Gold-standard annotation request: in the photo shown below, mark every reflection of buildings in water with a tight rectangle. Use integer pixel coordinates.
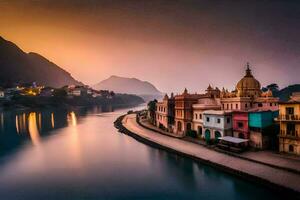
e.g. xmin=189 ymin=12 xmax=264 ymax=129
xmin=15 ymin=115 xmax=19 ymax=134
xmin=66 ymin=111 xmax=83 ymax=169
xmin=0 ymin=113 xmax=3 ymax=131
xmin=16 ymin=113 xmax=27 ymax=134
xmin=22 ymin=113 xmax=26 ymax=131
xmin=51 ymin=112 xmax=55 ymax=128
xmin=67 ymin=112 xmax=77 ymax=126
xmin=28 ymin=112 xmax=40 ymax=145
xmin=38 ymin=113 xmax=42 ymax=131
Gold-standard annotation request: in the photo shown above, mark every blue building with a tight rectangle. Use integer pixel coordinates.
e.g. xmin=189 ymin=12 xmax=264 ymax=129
xmin=248 ymin=110 xmax=279 ymax=149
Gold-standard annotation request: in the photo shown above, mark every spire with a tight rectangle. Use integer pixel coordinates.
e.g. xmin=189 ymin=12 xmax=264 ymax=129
xmin=207 ymin=84 xmax=212 ymax=90
xmin=183 ymin=88 xmax=188 ymax=95
xmin=245 ymin=62 xmax=253 ymax=77
xmin=163 ymin=93 xmax=169 ymax=100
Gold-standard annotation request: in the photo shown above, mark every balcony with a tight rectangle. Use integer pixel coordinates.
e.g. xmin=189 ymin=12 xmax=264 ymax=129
xmin=279 ymin=130 xmax=300 ymax=139
xmin=276 ymin=115 xmax=300 ymax=121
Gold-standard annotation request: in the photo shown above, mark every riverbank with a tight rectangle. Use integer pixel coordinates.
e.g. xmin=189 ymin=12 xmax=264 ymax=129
xmin=0 ymin=94 xmax=144 ymax=111
xmin=114 ymin=113 xmax=300 ymax=198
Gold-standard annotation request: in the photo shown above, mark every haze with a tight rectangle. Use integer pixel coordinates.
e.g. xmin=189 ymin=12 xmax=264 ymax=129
xmin=0 ymin=0 xmax=299 ymax=93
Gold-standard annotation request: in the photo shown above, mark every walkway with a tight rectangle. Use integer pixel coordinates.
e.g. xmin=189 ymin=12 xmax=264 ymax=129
xmin=140 ymin=117 xmax=300 ymax=173
xmin=122 ymin=114 xmax=300 ymax=195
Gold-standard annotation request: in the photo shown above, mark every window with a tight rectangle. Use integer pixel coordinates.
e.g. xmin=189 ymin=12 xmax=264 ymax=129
xmin=289 ymin=145 xmax=294 ymax=153
xmin=227 ymin=117 xmax=231 ymax=124
xmin=231 ymin=104 xmax=233 ymax=109
xmin=245 ymin=103 xmax=248 ymax=108
xmin=206 ymin=117 xmax=210 ymax=122
xmin=238 ymin=122 xmax=243 ymax=128
xmin=227 ymin=104 xmax=229 ymax=110
xmin=286 ymin=107 xmax=294 ymax=115
xmin=258 ymin=103 xmax=263 ymax=107
xmin=236 ymin=104 xmax=238 ymax=109
xmin=195 ymin=114 xmax=198 ymax=119
xmin=287 ymin=123 xmax=296 ymax=135
xmin=199 ymin=114 xmax=202 ymax=119
xmin=217 ymin=118 xmax=221 ymax=123
xmin=270 ymin=103 xmax=272 ymax=106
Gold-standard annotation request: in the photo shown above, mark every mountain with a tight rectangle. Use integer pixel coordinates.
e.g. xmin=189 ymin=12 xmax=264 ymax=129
xmin=275 ymin=84 xmax=300 ymax=101
xmin=0 ymin=36 xmax=82 ymax=88
xmin=93 ymin=75 xmax=163 ymax=101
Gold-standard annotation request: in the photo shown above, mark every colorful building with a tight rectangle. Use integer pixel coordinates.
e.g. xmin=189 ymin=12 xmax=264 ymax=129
xmin=276 ymin=93 xmax=300 ymax=155
xmin=192 ymin=97 xmax=221 ymax=138
xmin=203 ymin=110 xmax=232 ymax=142
xmin=232 ymin=111 xmax=249 ymax=139
xmin=248 ymin=110 xmax=279 ymax=149
xmin=174 ymin=88 xmax=204 ymax=136
xmin=155 ymin=94 xmax=175 ymax=132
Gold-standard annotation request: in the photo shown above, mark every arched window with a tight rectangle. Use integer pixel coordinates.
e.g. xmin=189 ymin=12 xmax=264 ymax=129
xmin=198 ymin=126 xmax=202 ymax=136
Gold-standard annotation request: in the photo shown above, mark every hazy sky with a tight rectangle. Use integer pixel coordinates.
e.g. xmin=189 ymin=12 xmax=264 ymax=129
xmin=0 ymin=0 xmax=299 ymax=93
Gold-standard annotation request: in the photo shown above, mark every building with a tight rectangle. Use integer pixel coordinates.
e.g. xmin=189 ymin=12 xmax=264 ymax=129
xmin=232 ymin=111 xmax=249 ymax=139
xmin=248 ymin=109 xmax=279 ymax=149
xmin=155 ymin=94 xmax=175 ymax=132
xmin=203 ymin=110 xmax=233 ymax=142
xmin=67 ymin=85 xmax=90 ymax=97
xmin=276 ymin=92 xmax=300 ymax=155
xmin=39 ymin=87 xmax=54 ymax=97
xmin=192 ymin=97 xmax=221 ymax=138
xmin=174 ymin=88 xmax=205 ymax=136
xmin=221 ymin=63 xmax=279 ymax=112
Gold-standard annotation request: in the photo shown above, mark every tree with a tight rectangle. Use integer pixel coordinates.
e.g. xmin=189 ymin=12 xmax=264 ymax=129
xmin=262 ymin=83 xmax=279 ymax=92
xmin=53 ymin=88 xmax=67 ymax=97
xmin=266 ymin=83 xmax=279 ymax=92
xmin=147 ymin=99 xmax=157 ymax=124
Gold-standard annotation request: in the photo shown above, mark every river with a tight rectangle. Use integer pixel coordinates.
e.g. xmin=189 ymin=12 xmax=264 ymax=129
xmin=0 ymin=105 xmax=283 ymax=199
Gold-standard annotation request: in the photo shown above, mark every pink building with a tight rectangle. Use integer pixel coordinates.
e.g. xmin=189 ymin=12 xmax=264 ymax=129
xmin=232 ymin=111 xmax=249 ymax=139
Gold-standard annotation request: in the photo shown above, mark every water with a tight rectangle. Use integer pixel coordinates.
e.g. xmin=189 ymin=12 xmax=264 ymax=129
xmin=0 ymin=105 xmax=283 ymax=200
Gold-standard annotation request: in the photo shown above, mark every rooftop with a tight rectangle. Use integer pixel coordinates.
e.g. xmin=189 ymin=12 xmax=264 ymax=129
xmin=218 ymin=136 xmax=249 ymax=144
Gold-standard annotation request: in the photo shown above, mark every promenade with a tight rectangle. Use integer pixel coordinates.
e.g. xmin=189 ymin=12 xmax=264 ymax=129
xmin=121 ymin=114 xmax=300 ymax=196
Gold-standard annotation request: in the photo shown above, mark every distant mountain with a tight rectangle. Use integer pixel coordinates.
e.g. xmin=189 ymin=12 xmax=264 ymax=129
xmin=275 ymin=84 xmax=300 ymax=101
xmin=0 ymin=36 xmax=82 ymax=88
xmin=93 ymin=75 xmax=163 ymax=101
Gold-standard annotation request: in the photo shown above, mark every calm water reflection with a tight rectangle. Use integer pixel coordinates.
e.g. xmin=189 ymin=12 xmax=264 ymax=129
xmin=0 ymin=105 xmax=284 ymax=200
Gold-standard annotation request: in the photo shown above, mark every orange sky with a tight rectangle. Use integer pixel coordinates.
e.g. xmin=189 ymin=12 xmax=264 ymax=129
xmin=0 ymin=0 xmax=299 ymax=93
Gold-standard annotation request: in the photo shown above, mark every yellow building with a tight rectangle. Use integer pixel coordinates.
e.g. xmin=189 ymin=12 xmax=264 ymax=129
xmin=277 ymin=92 xmax=300 ymax=155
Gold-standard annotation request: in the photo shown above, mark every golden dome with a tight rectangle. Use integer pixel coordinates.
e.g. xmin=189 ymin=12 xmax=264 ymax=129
xmin=236 ymin=63 xmax=261 ymax=97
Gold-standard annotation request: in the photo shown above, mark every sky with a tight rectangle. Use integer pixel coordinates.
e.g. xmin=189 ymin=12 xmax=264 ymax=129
xmin=0 ymin=0 xmax=299 ymax=93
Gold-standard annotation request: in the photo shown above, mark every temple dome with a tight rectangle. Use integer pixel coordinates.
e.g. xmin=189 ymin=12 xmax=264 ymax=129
xmin=236 ymin=63 xmax=261 ymax=97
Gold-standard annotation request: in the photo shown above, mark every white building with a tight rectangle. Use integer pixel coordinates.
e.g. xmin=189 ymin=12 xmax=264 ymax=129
xmin=203 ymin=110 xmax=233 ymax=141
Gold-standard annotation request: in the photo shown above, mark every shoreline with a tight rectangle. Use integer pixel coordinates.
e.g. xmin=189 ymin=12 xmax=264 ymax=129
xmin=114 ymin=113 xmax=300 ymax=198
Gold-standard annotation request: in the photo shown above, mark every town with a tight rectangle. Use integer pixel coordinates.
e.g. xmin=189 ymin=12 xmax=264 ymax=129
xmin=147 ymin=63 xmax=300 ymax=156
xmin=0 ymin=82 xmax=144 ymax=109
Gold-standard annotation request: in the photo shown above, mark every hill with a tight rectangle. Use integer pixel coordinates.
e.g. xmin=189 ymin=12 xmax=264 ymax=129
xmin=93 ymin=75 xmax=163 ymax=101
xmin=0 ymin=36 xmax=82 ymax=87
